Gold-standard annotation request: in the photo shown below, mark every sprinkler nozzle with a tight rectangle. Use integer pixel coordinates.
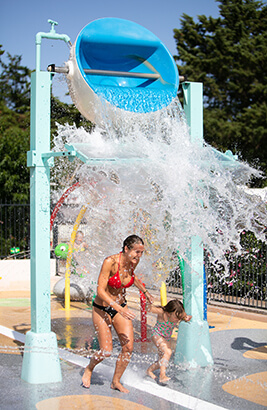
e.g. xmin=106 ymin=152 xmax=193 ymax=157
xmin=47 ymin=64 xmax=69 ymax=74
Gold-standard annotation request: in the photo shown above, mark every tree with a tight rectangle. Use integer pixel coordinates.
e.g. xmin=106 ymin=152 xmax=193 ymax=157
xmin=51 ymin=95 xmax=93 ymax=137
xmin=0 ymin=101 xmax=30 ymax=202
xmin=0 ymin=48 xmax=31 ymax=114
xmin=0 ymin=47 xmax=93 ymax=202
xmin=174 ymin=0 xmax=267 ymax=186
xmin=0 ymin=46 xmax=31 ymax=202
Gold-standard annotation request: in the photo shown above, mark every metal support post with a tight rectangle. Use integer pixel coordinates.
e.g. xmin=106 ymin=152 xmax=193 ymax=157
xmin=21 ymin=71 xmax=62 ymax=383
xmin=174 ymin=82 xmax=213 ymax=367
xmin=21 ymin=20 xmax=71 ymax=384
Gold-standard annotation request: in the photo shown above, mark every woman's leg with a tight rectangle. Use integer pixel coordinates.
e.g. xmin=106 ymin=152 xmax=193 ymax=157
xmin=111 ymin=314 xmax=134 ymax=393
xmin=82 ymin=307 xmax=112 ymax=388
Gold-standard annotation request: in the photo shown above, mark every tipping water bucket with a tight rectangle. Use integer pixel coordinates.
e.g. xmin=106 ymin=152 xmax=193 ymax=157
xmin=66 ymin=18 xmax=179 ymax=124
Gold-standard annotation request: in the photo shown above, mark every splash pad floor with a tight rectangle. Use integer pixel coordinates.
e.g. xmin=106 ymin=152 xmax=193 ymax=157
xmin=0 ymin=288 xmax=266 ymax=410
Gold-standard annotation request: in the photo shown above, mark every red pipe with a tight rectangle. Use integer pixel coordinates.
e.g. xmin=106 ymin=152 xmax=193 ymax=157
xmin=50 ymin=181 xmax=80 ymax=230
xmin=140 ymin=287 xmax=147 ymax=342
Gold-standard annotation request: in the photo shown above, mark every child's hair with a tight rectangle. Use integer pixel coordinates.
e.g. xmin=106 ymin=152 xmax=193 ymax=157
xmin=162 ymin=299 xmax=185 ymax=320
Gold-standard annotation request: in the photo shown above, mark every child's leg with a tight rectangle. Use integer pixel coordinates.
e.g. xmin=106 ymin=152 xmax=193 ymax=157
xmin=146 ymin=361 xmax=160 ymax=379
xmin=147 ymin=335 xmax=172 ymax=382
xmin=155 ymin=337 xmax=172 ymax=383
xmin=158 ymin=354 xmax=171 ymax=383
xmin=146 ymin=335 xmax=160 ymax=379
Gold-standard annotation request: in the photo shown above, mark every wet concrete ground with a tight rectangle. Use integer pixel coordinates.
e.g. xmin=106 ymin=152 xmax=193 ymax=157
xmin=0 ymin=288 xmax=266 ymax=409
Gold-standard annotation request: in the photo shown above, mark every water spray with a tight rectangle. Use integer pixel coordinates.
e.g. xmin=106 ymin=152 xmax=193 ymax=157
xmin=22 ymin=17 xmax=265 ymax=385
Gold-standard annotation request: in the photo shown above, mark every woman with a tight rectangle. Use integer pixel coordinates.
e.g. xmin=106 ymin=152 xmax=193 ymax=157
xmin=82 ymin=234 xmax=153 ymax=393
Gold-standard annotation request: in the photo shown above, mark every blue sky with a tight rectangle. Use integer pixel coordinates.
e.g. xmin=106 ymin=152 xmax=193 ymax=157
xmin=0 ymin=0 xmax=241 ymax=101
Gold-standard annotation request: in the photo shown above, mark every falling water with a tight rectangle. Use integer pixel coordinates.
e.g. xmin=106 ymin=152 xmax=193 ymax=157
xmin=52 ymin=95 xmax=266 ymax=288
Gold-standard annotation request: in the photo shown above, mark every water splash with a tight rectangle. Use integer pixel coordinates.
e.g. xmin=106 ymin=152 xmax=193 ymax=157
xmin=52 ymin=97 xmax=266 ymax=286
xmin=94 ymin=86 xmax=177 ymax=113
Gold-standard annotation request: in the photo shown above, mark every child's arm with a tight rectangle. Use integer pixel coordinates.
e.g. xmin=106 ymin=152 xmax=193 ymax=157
xmin=147 ymin=304 xmax=163 ymax=315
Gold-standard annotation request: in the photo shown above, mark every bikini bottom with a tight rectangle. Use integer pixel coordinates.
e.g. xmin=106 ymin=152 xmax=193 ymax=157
xmin=92 ymin=301 xmax=127 ymax=319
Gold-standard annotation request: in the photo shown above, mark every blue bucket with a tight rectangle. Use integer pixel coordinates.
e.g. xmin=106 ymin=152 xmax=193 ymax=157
xmin=67 ymin=18 xmax=179 ymax=123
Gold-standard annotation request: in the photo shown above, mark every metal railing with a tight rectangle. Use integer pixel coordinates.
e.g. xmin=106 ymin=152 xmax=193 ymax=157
xmin=205 ymin=238 xmax=267 ymax=310
xmin=0 ymin=200 xmax=30 ymax=259
xmin=167 ymin=233 xmax=267 ymax=311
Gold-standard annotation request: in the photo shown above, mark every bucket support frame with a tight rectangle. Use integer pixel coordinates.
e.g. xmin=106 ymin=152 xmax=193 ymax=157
xmin=21 ymin=21 xmax=212 ymax=384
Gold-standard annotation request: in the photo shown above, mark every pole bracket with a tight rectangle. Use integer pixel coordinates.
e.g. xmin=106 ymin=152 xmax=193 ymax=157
xmin=27 ymin=150 xmax=77 ymax=168
xmin=42 ymin=150 xmax=77 ymax=163
xmin=27 ymin=150 xmax=37 ymax=167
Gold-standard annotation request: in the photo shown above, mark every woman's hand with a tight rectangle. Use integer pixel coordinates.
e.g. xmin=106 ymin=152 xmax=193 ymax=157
xmin=119 ymin=305 xmax=136 ymax=320
xmin=134 ymin=276 xmax=154 ymax=304
xmin=146 ymin=300 xmax=152 ymax=312
xmin=145 ymin=291 xmax=154 ymax=304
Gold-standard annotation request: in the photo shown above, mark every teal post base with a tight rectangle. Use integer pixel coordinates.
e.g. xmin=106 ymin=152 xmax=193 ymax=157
xmin=174 ymin=321 xmax=213 ymax=367
xmin=21 ymin=331 xmax=62 ymax=384
xmin=175 ymin=236 xmax=213 ymax=367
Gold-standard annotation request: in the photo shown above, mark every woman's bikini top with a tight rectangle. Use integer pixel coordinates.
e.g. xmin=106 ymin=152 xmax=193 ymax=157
xmin=108 ymin=252 xmax=135 ymax=289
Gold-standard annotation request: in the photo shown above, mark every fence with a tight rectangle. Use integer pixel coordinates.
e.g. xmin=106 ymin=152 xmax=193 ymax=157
xmin=0 ymin=201 xmax=30 ymax=259
xmin=1 ymin=202 xmax=266 ymax=310
xmin=166 ymin=235 xmax=267 ymax=310
xmin=205 ymin=233 xmax=267 ymax=310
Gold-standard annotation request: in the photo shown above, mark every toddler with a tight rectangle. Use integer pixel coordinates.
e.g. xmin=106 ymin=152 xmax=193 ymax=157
xmin=147 ymin=299 xmax=192 ymax=384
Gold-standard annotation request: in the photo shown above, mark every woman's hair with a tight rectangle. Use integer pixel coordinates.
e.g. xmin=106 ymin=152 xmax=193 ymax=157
xmin=162 ymin=299 xmax=185 ymax=320
xmin=122 ymin=235 xmax=144 ymax=252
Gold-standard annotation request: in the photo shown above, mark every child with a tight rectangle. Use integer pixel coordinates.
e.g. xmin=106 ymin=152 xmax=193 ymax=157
xmin=73 ymin=231 xmax=88 ymax=253
xmin=146 ymin=299 xmax=192 ymax=384
xmin=72 ymin=231 xmax=89 ymax=276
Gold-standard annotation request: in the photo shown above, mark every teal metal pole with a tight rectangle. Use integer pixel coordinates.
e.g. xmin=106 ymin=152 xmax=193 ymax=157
xmin=21 ymin=20 xmax=71 ymax=384
xmin=182 ymin=82 xmax=203 ymax=146
xmin=174 ymin=82 xmax=213 ymax=367
xmin=21 ymin=70 xmax=62 ymax=383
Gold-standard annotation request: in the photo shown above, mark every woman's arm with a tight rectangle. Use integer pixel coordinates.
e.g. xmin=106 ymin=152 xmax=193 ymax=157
xmin=134 ymin=275 xmax=154 ymax=304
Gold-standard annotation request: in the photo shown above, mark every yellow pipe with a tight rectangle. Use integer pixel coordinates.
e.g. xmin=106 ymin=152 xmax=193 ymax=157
xmin=65 ymin=204 xmax=88 ymax=310
xmin=160 ymin=281 xmax=167 ymax=307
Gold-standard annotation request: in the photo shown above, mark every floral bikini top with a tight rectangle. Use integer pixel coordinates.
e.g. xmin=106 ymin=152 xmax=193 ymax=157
xmin=108 ymin=252 xmax=135 ymax=289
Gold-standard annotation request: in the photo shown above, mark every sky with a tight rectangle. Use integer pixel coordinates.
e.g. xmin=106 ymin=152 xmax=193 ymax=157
xmin=1 ymin=0 xmax=221 ymax=102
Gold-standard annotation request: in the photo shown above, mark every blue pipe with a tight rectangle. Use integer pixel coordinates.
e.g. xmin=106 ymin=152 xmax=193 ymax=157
xmin=203 ymin=264 xmax=207 ymax=321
